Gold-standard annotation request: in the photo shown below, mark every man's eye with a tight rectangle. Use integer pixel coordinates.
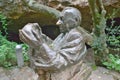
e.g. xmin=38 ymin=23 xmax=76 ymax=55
xmin=60 ymin=17 xmax=63 ymax=20
xmin=75 ymin=18 xmax=78 ymax=21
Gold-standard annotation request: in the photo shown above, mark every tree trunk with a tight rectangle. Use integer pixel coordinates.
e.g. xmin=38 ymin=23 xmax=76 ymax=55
xmin=88 ymin=0 xmax=109 ymax=65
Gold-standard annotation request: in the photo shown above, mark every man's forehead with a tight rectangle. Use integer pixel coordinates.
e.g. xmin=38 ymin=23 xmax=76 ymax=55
xmin=61 ymin=9 xmax=74 ymax=16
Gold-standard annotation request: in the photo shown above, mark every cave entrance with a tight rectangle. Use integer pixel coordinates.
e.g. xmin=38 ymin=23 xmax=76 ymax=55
xmin=1 ymin=25 xmax=60 ymax=43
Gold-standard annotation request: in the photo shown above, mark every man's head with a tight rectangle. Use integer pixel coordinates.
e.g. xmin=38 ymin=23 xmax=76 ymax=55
xmin=56 ymin=7 xmax=81 ymax=33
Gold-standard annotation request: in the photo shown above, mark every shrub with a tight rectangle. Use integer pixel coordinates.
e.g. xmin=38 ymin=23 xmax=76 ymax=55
xmin=0 ymin=13 xmax=8 ymax=35
xmin=0 ymin=13 xmax=29 ymax=68
xmin=0 ymin=33 xmax=17 ymax=68
xmin=0 ymin=33 xmax=29 ymax=68
xmin=103 ymin=54 xmax=120 ymax=72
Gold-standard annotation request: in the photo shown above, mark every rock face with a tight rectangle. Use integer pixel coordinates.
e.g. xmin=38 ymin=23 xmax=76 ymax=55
xmin=0 ymin=0 xmax=119 ymax=42
xmin=0 ymin=0 xmax=60 ymax=42
xmin=0 ymin=62 xmax=93 ymax=80
xmin=88 ymin=67 xmax=114 ymax=80
xmin=0 ymin=66 xmax=120 ymax=80
xmin=0 ymin=0 xmax=60 ymax=23
xmin=0 ymin=67 xmax=39 ymax=80
xmin=47 ymin=0 xmax=120 ymax=31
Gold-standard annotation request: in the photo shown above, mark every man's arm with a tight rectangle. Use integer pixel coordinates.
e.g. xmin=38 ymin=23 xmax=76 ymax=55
xmin=34 ymin=29 xmax=87 ymax=70
xmin=19 ymin=24 xmax=87 ymax=70
xmin=19 ymin=23 xmax=53 ymax=48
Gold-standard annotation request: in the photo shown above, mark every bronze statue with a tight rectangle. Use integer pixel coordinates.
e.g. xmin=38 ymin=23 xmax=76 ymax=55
xmin=19 ymin=7 xmax=92 ymax=72
xmin=19 ymin=7 xmax=92 ymax=70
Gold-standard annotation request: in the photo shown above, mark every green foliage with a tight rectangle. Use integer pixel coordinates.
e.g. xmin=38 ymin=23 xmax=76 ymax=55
xmin=0 ymin=33 xmax=17 ymax=68
xmin=106 ymin=25 xmax=120 ymax=48
xmin=0 ymin=13 xmax=8 ymax=35
xmin=107 ymin=35 xmax=120 ymax=48
xmin=0 ymin=13 xmax=29 ymax=68
xmin=88 ymin=0 xmax=109 ymax=66
xmin=0 ymin=33 xmax=29 ymax=68
xmin=21 ymin=44 xmax=29 ymax=62
xmin=88 ymin=0 xmax=120 ymax=72
xmin=103 ymin=54 xmax=120 ymax=72
xmin=92 ymin=36 xmax=105 ymax=54
xmin=107 ymin=9 xmax=120 ymax=19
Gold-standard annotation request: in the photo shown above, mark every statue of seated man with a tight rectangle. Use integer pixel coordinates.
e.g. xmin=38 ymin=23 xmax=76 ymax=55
xmin=19 ymin=7 xmax=93 ymax=80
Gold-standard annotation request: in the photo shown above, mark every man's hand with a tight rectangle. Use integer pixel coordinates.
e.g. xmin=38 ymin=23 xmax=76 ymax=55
xmin=19 ymin=23 xmax=43 ymax=48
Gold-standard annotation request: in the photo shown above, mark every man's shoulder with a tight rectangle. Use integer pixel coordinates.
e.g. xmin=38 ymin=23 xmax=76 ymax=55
xmin=69 ymin=28 xmax=82 ymax=36
xmin=66 ymin=28 xmax=83 ymax=42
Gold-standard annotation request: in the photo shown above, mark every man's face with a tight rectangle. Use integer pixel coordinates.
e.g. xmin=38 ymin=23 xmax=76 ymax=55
xmin=56 ymin=10 xmax=78 ymax=33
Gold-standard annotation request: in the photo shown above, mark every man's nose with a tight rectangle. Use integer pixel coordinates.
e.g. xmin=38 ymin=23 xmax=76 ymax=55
xmin=56 ymin=19 xmax=63 ymax=25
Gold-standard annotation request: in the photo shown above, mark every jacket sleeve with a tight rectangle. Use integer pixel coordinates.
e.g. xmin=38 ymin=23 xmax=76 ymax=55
xmin=34 ymin=30 xmax=87 ymax=70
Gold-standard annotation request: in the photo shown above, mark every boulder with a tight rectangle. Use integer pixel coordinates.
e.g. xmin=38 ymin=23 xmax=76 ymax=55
xmin=0 ymin=65 xmax=120 ymax=80
xmin=0 ymin=67 xmax=39 ymax=80
xmin=88 ymin=67 xmax=120 ymax=80
xmin=0 ymin=68 xmax=10 ymax=80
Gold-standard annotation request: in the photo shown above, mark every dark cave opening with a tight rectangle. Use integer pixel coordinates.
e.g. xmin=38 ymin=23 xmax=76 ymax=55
xmin=0 ymin=17 xmax=119 ymax=47
xmin=105 ymin=17 xmax=120 ymax=48
xmin=0 ymin=25 xmax=60 ymax=43
xmin=41 ymin=25 xmax=60 ymax=40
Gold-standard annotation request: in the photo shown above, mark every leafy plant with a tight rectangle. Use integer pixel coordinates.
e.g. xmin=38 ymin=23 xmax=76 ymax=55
xmin=0 ymin=33 xmax=29 ymax=68
xmin=106 ymin=25 xmax=120 ymax=48
xmin=0 ymin=33 xmax=17 ymax=68
xmin=88 ymin=0 xmax=109 ymax=65
xmin=0 ymin=13 xmax=29 ymax=68
xmin=21 ymin=44 xmax=29 ymax=62
xmin=103 ymin=54 xmax=120 ymax=72
xmin=0 ymin=13 xmax=8 ymax=35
